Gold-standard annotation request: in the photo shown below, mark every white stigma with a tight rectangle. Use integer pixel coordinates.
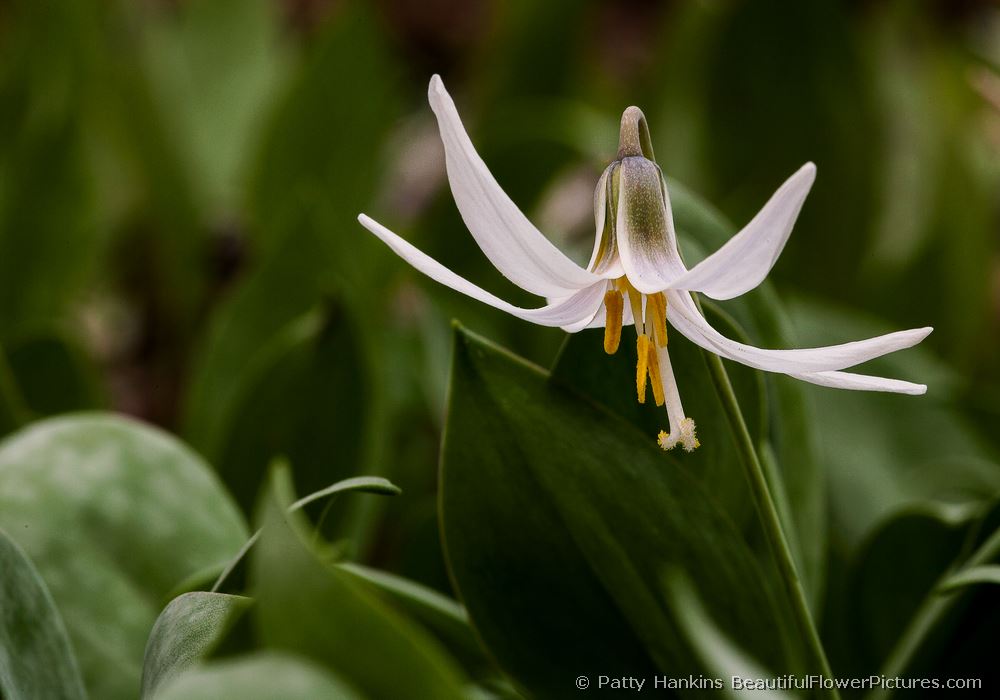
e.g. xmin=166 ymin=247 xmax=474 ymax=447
xmin=658 ymin=418 xmax=699 ymax=452
xmin=655 ymin=344 xmax=700 ymax=452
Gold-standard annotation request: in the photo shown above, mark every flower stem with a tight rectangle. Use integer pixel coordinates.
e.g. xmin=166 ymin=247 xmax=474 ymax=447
xmin=866 ymin=523 xmax=1000 ymax=700
xmin=703 ymin=350 xmax=840 ymax=699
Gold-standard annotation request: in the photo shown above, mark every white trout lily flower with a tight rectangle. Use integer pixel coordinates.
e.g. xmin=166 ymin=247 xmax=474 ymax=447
xmin=359 ymin=76 xmax=932 ymax=452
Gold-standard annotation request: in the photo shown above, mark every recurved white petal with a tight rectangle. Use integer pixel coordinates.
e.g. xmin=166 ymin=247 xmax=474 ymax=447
xmin=359 ymin=214 xmax=605 ymax=328
xmin=615 ymin=156 xmax=687 ymax=294
xmin=790 ymin=370 xmax=927 ymax=395
xmin=668 ymin=163 xmax=816 ymax=300
xmin=666 ymin=290 xmax=932 ymax=374
xmin=428 ymin=75 xmax=599 ymax=297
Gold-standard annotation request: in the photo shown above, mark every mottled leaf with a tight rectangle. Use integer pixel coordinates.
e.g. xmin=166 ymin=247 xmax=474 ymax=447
xmin=155 ymin=652 xmax=362 ymax=700
xmin=0 ymin=529 xmax=86 ymax=700
xmin=0 ymin=414 xmax=248 ymax=699
xmin=141 ymin=592 xmax=251 ymax=698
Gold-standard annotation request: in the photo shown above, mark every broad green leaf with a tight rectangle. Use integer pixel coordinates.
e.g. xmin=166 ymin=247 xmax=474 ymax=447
xmin=252 ymin=468 xmax=469 ymax=698
xmin=938 ymin=565 xmax=1000 ymax=593
xmin=441 ymin=327 xmax=801 ymax=698
xmin=182 ymin=225 xmax=335 ymax=456
xmin=337 ymin=563 xmax=492 ymax=674
xmin=701 ymin=0 xmax=878 ymax=300
xmin=193 ymin=3 xmax=401 ymax=512
xmin=0 ymin=347 xmax=29 ymax=436
xmin=155 ymin=652 xmax=362 ymax=700
xmin=0 ymin=2 xmax=103 ymax=341
xmin=211 ymin=307 xmax=370 ymax=515
xmin=5 ymin=332 xmax=107 ymax=416
xmin=79 ymin=0 xmax=208 ymax=327
xmin=0 ymin=529 xmax=86 ymax=700
xmin=865 ymin=500 xmax=1000 ymax=689
xmin=664 ymin=572 xmax=793 ymax=700
xmin=142 ymin=0 xmax=289 ymax=213
xmin=141 ymin=592 xmax=251 ymax=699
xmin=0 ymin=414 xmax=248 ymax=700
xmin=248 ymin=0 xmax=399 ymax=285
xmin=551 ymin=305 xmax=765 ymax=532
xmin=827 ymin=503 xmax=976 ymax=676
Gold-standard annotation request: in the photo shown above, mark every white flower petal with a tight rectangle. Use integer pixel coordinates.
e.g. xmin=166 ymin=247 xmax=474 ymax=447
xmin=790 ymin=370 xmax=927 ymax=395
xmin=615 ymin=157 xmax=687 ymax=294
xmin=586 ymin=166 xmax=625 ymax=278
xmin=428 ymin=75 xmax=599 ymax=297
xmin=666 ymin=290 xmax=933 ymax=373
xmin=359 ymin=214 xmax=605 ymax=328
xmin=668 ymin=163 xmax=816 ymax=300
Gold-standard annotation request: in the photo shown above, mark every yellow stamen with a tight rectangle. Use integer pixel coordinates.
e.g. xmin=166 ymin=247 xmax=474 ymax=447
xmin=646 ymin=292 xmax=668 ymax=347
xmin=636 ymin=334 xmax=650 ymax=403
xmin=646 ymin=340 xmax=665 ymax=406
xmin=603 ymin=290 xmax=624 ymax=354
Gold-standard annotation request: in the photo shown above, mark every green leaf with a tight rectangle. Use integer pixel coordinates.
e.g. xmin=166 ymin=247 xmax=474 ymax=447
xmin=5 ymin=332 xmax=107 ymax=416
xmin=211 ymin=471 xmax=402 ymax=594
xmin=0 ymin=528 xmax=87 ymax=700
xmin=829 ymin=503 xmax=976 ymax=675
xmin=247 ymin=1 xmax=398 ymax=283
xmin=551 ymin=305 xmax=765 ymax=530
xmin=209 ymin=306 xmax=371 ymax=515
xmin=140 ymin=592 xmax=251 ymax=699
xmin=336 ymin=563 xmax=492 ymax=675
xmin=182 ymin=226 xmax=334 ymax=456
xmin=441 ymin=326 xmax=801 ymax=698
xmin=186 ymin=1 xmax=400 ymax=469
xmin=938 ymin=565 xmax=1000 ymax=593
xmin=290 ymin=476 xmax=401 ymax=510
xmin=0 ymin=414 xmax=248 ymax=700
xmin=0 ymin=346 xmax=30 ymax=435
xmin=252 ymin=467 xmax=469 ymax=698
xmin=141 ymin=0 xmax=289 ymax=213
xmin=155 ymin=652 xmax=362 ymax=700
xmin=664 ymin=572 xmax=794 ymax=700
xmin=855 ymin=500 xmax=1000 ymax=689
xmin=0 ymin=2 xmax=103 ymax=341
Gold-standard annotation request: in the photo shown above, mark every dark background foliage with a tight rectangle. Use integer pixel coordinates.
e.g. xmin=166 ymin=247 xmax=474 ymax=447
xmin=0 ymin=0 xmax=998 ymax=698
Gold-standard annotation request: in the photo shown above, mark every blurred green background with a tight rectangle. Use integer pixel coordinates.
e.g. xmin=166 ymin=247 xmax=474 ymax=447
xmin=1 ymin=0 xmax=999 ymax=697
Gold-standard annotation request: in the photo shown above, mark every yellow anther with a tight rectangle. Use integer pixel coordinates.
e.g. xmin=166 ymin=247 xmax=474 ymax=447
xmin=603 ymin=290 xmax=624 ymax=354
xmin=646 ymin=292 xmax=668 ymax=347
xmin=646 ymin=340 xmax=665 ymax=407
xmin=636 ymin=334 xmax=650 ymax=403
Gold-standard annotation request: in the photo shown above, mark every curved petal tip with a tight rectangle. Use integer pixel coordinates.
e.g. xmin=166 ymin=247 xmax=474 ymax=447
xmin=428 ymin=74 xmax=445 ymax=99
